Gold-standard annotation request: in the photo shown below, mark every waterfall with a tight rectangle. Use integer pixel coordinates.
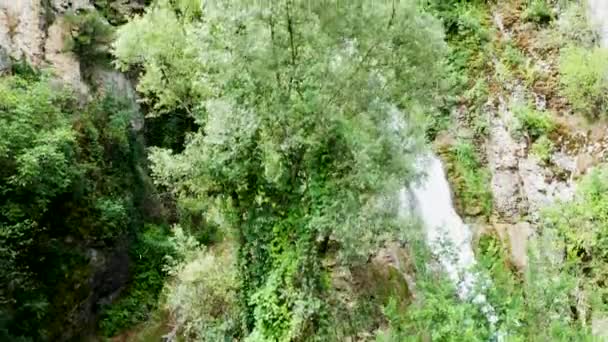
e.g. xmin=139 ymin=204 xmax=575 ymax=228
xmin=406 ymin=154 xmax=499 ymax=326
xmin=409 ymin=154 xmax=477 ymax=295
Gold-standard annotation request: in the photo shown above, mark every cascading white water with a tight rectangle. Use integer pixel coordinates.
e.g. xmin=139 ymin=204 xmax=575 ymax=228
xmin=406 ymin=154 xmax=498 ymax=326
xmin=409 ymin=154 xmax=477 ymax=296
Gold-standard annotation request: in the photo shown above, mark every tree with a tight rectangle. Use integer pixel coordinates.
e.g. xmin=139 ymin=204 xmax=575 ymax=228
xmin=0 ymin=76 xmax=76 ymax=338
xmin=116 ymin=0 xmax=447 ymax=339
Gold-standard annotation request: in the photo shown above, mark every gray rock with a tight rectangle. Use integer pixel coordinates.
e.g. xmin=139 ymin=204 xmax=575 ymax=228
xmin=51 ymin=0 xmax=93 ymax=13
xmin=519 ymin=157 xmax=575 ymax=220
xmin=93 ymin=68 xmax=144 ymax=131
xmin=551 ymin=151 xmax=576 ymax=174
xmin=0 ymin=46 xmax=10 ymax=73
xmin=0 ymin=1 xmax=46 ymax=65
xmin=494 ymin=222 xmax=534 ymax=270
xmin=488 ymin=124 xmax=524 ymax=170
xmin=491 ymin=170 xmax=523 ymax=221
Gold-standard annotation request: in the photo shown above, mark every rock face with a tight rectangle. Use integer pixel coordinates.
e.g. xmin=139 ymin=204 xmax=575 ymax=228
xmin=0 ymin=0 xmax=46 ymax=65
xmin=487 ymin=87 xmax=527 ymax=223
xmin=0 ymin=0 xmax=89 ymax=93
xmin=485 ymin=82 xmax=578 ymax=269
xmin=44 ymin=16 xmax=90 ymax=94
xmin=494 ymin=222 xmax=533 ymax=270
xmin=50 ymin=0 xmax=93 ymax=13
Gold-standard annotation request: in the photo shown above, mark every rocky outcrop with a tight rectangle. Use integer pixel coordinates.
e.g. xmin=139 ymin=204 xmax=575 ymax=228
xmin=494 ymin=222 xmax=533 ymax=270
xmin=0 ymin=0 xmax=90 ymax=93
xmin=50 ymin=0 xmax=93 ymax=13
xmin=0 ymin=0 xmax=46 ymax=65
xmin=44 ymin=16 xmax=90 ymax=94
xmin=487 ymin=85 xmax=527 ymax=223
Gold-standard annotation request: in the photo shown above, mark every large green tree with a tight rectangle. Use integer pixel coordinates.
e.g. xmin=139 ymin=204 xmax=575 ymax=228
xmin=115 ymin=0 xmax=447 ymax=340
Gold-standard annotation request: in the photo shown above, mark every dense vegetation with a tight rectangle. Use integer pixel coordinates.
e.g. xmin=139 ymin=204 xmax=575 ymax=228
xmin=0 ymin=71 xmax=147 ymax=339
xmin=3 ymin=0 xmax=608 ymax=341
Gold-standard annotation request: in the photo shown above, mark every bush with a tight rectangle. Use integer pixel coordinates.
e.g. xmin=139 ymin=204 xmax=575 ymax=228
xmin=560 ymin=46 xmax=608 ymax=118
xmin=64 ymin=10 xmax=114 ymax=72
xmin=542 ymin=165 xmax=608 ymax=319
xmin=513 ymin=105 xmax=554 ymax=140
xmin=163 ymin=227 xmax=239 ymax=341
xmin=530 ymin=135 xmax=554 ymax=163
xmin=522 ymin=0 xmax=553 ymax=24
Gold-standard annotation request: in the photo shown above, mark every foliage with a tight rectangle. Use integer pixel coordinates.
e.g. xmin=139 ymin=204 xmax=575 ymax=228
xmin=98 ymin=224 xmax=174 ymax=337
xmin=378 ymin=233 xmax=594 ymax=341
xmin=445 ymin=140 xmax=493 ymax=217
xmin=0 ymin=75 xmax=75 ymax=340
xmin=560 ymin=46 xmax=608 ymax=118
xmin=64 ymin=10 xmax=115 ymax=72
xmin=530 ymin=135 xmax=554 ymax=163
xmin=543 ymin=165 xmax=608 ymax=313
xmin=0 ymin=74 xmax=146 ymax=340
xmin=475 ymin=234 xmax=593 ymax=340
xmin=376 ymin=240 xmax=492 ymax=341
xmin=513 ymin=104 xmax=555 ymax=140
xmin=522 ymin=0 xmax=554 ymax=24
xmin=113 ymin=0 xmax=202 ymax=116
xmin=117 ymin=0 xmax=447 ymax=339
xmin=163 ymin=226 xmax=239 ymax=341
xmin=92 ymin=0 xmax=149 ymax=26
xmin=557 ymin=1 xmax=598 ymax=48
xmin=422 ymin=0 xmax=492 ymax=140
xmin=502 ymin=40 xmax=526 ymax=69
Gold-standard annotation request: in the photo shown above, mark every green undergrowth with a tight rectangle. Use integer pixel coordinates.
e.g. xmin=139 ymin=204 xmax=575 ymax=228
xmin=423 ymin=0 xmax=492 ymax=140
xmin=443 ymin=140 xmax=493 ymax=218
xmin=560 ymin=46 xmax=608 ymax=118
xmin=424 ymin=1 xmax=494 ymax=220
xmin=64 ymin=10 xmax=114 ymax=76
xmin=543 ymin=165 xmax=608 ymax=314
xmin=512 ymin=104 xmax=555 ymax=140
xmin=0 ymin=70 xmax=148 ymax=340
xmin=98 ymin=224 xmax=175 ymax=337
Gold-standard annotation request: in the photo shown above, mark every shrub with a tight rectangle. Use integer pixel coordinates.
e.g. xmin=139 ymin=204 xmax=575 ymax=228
xmin=522 ymin=0 xmax=554 ymax=24
xmin=162 ymin=227 xmax=239 ymax=341
xmin=513 ymin=105 xmax=554 ymax=140
xmin=560 ymin=46 xmax=608 ymax=118
xmin=502 ymin=41 xmax=526 ymax=68
xmin=530 ymin=135 xmax=554 ymax=163
xmin=542 ymin=165 xmax=608 ymax=319
xmin=64 ymin=11 xmax=114 ymax=72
